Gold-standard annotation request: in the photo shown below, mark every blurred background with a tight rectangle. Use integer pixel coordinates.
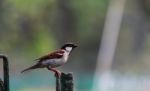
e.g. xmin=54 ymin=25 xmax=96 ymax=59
xmin=0 ymin=0 xmax=150 ymax=91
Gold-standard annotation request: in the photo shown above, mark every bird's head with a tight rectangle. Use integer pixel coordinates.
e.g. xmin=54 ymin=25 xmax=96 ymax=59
xmin=61 ymin=43 xmax=77 ymax=52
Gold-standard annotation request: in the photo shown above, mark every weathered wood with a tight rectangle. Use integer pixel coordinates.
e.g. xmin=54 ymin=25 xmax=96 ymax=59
xmin=56 ymin=76 xmax=61 ymax=91
xmin=55 ymin=73 xmax=73 ymax=91
xmin=61 ymin=73 xmax=73 ymax=91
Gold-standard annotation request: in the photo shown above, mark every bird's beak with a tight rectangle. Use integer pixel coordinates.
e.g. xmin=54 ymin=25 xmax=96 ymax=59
xmin=74 ymin=45 xmax=78 ymax=48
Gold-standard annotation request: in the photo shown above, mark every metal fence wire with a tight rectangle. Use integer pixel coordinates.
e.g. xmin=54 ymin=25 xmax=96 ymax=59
xmin=0 ymin=55 xmax=9 ymax=91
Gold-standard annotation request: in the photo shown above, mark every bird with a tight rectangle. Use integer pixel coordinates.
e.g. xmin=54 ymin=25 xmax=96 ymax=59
xmin=21 ymin=43 xmax=77 ymax=77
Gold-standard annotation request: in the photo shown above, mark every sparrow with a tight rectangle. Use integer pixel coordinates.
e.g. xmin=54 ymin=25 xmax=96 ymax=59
xmin=21 ymin=43 xmax=77 ymax=77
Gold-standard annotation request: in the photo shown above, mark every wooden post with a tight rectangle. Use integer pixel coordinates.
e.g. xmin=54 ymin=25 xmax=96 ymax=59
xmin=55 ymin=73 xmax=73 ymax=91
xmin=61 ymin=73 xmax=73 ymax=91
xmin=56 ymin=75 xmax=61 ymax=91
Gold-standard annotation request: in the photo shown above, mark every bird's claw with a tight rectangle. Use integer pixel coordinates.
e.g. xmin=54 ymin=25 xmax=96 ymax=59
xmin=47 ymin=67 xmax=61 ymax=78
xmin=54 ymin=71 xmax=61 ymax=78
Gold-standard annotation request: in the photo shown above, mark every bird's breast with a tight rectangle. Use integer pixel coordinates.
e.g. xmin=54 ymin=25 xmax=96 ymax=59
xmin=63 ymin=51 xmax=69 ymax=61
xmin=41 ymin=58 xmax=67 ymax=68
xmin=41 ymin=52 xmax=69 ymax=68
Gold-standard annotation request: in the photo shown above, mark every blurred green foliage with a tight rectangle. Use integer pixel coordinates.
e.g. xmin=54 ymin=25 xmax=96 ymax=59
xmin=0 ymin=0 xmax=109 ymax=59
xmin=0 ymin=1 xmax=109 ymax=90
xmin=1 ymin=0 xmax=150 ymax=91
xmin=0 ymin=0 xmax=109 ymax=91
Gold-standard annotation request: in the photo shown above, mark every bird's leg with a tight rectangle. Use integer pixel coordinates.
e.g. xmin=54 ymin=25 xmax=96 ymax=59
xmin=51 ymin=68 xmax=61 ymax=78
xmin=47 ymin=67 xmax=61 ymax=78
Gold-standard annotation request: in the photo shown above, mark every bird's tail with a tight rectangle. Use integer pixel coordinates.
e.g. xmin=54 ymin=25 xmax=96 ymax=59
xmin=21 ymin=63 xmax=41 ymax=73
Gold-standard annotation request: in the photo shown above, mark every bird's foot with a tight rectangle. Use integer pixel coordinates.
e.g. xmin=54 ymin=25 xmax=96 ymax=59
xmin=47 ymin=67 xmax=61 ymax=78
xmin=54 ymin=70 xmax=61 ymax=78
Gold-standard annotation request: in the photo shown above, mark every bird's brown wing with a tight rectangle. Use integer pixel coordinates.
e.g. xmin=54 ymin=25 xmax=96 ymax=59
xmin=36 ymin=49 xmax=65 ymax=62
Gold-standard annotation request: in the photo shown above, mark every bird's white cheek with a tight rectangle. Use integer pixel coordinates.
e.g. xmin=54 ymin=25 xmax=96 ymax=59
xmin=65 ymin=47 xmax=72 ymax=52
